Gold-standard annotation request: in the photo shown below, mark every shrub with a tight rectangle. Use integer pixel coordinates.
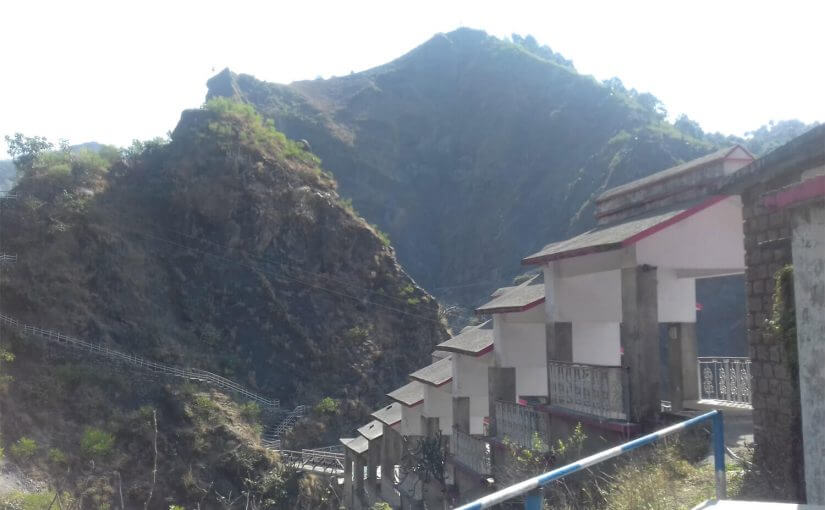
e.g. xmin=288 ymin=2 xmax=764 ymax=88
xmin=240 ymin=401 xmax=262 ymax=423
xmin=314 ymin=397 xmax=339 ymax=415
xmin=81 ymin=427 xmax=114 ymax=458
xmin=47 ymin=447 xmax=67 ymax=467
xmin=10 ymin=437 xmax=37 ymax=461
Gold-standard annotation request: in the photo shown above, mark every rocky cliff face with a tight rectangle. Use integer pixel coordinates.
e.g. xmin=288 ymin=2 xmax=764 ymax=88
xmin=0 ymin=99 xmax=447 ymax=410
xmin=206 ymin=29 xmax=721 ymax=314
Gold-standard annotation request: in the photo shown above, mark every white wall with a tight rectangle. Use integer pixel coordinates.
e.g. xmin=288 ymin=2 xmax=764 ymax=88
xmin=452 ymin=353 xmax=492 ymax=435
xmin=635 ymin=196 xmax=745 ymax=271
xmin=423 ymin=384 xmax=453 ymax=434
xmin=552 ymin=269 xmax=622 ymax=322
xmin=494 ymin=315 xmax=547 ymax=397
xmin=657 ymin=268 xmax=697 ymax=323
xmin=401 ymin=404 xmax=423 ymax=436
xmin=572 ymin=321 xmax=621 ymax=365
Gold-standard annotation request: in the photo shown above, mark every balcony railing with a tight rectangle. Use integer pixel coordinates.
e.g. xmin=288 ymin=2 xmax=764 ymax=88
xmin=697 ymin=357 xmax=751 ymax=405
xmin=451 ymin=427 xmax=491 ymax=475
xmin=495 ymin=400 xmax=550 ymax=451
xmin=547 ymin=361 xmax=628 ymax=421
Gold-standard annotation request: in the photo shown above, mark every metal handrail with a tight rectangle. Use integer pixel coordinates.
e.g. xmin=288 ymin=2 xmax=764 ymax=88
xmin=456 ymin=410 xmax=726 ymax=510
xmin=0 ymin=313 xmax=279 ymax=408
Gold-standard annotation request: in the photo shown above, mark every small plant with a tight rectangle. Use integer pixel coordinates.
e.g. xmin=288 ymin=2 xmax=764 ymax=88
xmin=371 ymin=502 xmax=392 ymax=510
xmin=10 ymin=437 xmax=37 ymax=461
xmin=47 ymin=447 xmax=68 ymax=467
xmin=314 ymin=397 xmax=339 ymax=415
xmin=81 ymin=427 xmax=114 ymax=458
xmin=240 ymin=401 xmax=262 ymax=423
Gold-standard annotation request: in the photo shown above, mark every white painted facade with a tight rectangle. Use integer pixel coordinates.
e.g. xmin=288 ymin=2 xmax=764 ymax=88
xmin=541 ymin=196 xmax=746 ymax=368
xmin=492 ymin=305 xmax=548 ymax=397
xmin=451 ymin=352 xmax=493 ymax=435
xmin=422 ymin=384 xmax=453 ymax=435
xmin=400 ymin=404 xmax=423 ymax=437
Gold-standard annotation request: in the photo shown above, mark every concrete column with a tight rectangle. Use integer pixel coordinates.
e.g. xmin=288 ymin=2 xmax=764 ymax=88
xmin=546 ymin=322 xmax=573 ymax=362
xmin=667 ymin=322 xmax=699 ymax=411
xmin=380 ymin=428 xmax=403 ymax=506
xmin=453 ymin=396 xmax=470 ymax=434
xmin=621 ymin=265 xmax=660 ymax=429
xmin=791 ymin=202 xmax=825 ymax=505
xmin=421 ymin=416 xmax=440 ymax=438
xmin=343 ymin=449 xmax=354 ymax=508
xmin=487 ymin=367 xmax=516 ymax=437
xmin=366 ymin=438 xmax=381 ymax=498
xmin=354 ymin=454 xmax=365 ymax=503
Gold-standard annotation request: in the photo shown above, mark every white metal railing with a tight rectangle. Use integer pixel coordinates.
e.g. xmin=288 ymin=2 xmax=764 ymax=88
xmin=697 ymin=357 xmax=751 ymax=404
xmin=0 ymin=313 xmax=279 ymax=408
xmin=547 ymin=361 xmax=628 ymax=420
xmin=451 ymin=427 xmax=491 ymax=475
xmin=495 ymin=400 xmax=549 ymax=451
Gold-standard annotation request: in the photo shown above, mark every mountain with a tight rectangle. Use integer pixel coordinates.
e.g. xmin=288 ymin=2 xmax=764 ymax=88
xmin=206 ymin=28 xmax=725 ymax=315
xmin=0 ymin=100 xmax=446 ymax=506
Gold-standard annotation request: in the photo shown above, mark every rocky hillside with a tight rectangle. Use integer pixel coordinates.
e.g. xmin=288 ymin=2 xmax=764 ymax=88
xmin=207 ymin=28 xmax=725 ymax=313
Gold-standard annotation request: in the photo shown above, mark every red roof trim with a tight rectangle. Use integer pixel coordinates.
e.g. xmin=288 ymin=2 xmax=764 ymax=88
xmin=409 ymin=375 xmax=453 ymax=388
xmin=620 ymin=195 xmax=728 ymax=246
xmin=437 ymin=343 xmax=495 ymax=357
xmin=475 ymin=296 xmax=545 ymax=315
xmin=523 ymin=195 xmax=729 ymax=266
xmin=763 ymin=175 xmax=825 ymax=210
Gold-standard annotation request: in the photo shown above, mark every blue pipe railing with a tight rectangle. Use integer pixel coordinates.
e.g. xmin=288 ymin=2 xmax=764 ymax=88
xmin=456 ymin=410 xmax=726 ymax=510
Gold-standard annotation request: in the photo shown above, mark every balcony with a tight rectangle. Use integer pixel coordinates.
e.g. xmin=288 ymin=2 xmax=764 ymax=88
xmin=450 ymin=427 xmax=491 ymax=475
xmin=547 ymin=361 xmax=629 ymax=421
xmin=697 ymin=357 xmax=751 ymax=406
xmin=495 ymin=400 xmax=550 ymax=451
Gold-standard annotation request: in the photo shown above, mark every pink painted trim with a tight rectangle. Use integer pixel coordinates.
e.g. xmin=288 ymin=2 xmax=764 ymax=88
xmin=763 ymin=175 xmax=825 ymax=209
xmin=620 ymin=195 xmax=728 ymax=246
xmin=475 ymin=297 xmax=546 ymax=315
xmin=523 ymin=196 xmax=729 ymax=265
xmin=410 ymin=376 xmax=453 ymax=388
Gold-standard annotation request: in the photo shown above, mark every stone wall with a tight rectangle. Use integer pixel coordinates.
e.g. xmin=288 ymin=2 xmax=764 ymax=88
xmin=742 ymin=177 xmax=804 ymax=501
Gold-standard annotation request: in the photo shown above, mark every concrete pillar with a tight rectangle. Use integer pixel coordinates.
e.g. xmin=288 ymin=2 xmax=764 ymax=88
xmin=487 ymin=367 xmax=516 ymax=437
xmin=366 ymin=438 xmax=381 ymax=498
xmin=380 ymin=428 xmax=403 ymax=506
xmin=453 ymin=396 xmax=470 ymax=434
xmin=621 ymin=265 xmax=660 ymax=429
xmin=343 ymin=449 xmax=354 ymax=508
xmin=546 ymin=322 xmax=573 ymax=362
xmin=667 ymin=322 xmax=699 ymax=411
xmin=354 ymin=454 xmax=365 ymax=504
xmin=421 ymin=416 xmax=440 ymax=438
xmin=791 ymin=202 xmax=825 ymax=504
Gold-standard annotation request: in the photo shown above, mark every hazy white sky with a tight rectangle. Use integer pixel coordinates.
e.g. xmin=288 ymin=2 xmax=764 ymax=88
xmin=1 ymin=0 xmax=823 ymax=154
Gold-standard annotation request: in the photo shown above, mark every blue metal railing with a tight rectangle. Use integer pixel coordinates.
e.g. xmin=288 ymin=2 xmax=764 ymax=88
xmin=456 ymin=410 xmax=726 ymax=510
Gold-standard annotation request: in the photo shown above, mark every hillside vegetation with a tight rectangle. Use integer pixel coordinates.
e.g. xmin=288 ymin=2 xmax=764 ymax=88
xmin=0 ymin=99 xmax=447 ymax=506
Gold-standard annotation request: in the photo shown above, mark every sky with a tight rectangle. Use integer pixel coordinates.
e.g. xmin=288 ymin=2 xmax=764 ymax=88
xmin=1 ymin=0 xmax=823 ymax=155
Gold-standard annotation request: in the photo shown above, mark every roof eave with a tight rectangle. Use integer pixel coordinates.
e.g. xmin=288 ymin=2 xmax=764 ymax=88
xmin=475 ymin=296 xmax=546 ymax=315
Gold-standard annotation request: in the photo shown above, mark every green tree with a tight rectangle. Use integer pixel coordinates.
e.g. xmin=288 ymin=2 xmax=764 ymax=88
xmin=10 ymin=437 xmax=37 ymax=461
xmin=81 ymin=427 xmax=115 ymax=458
xmin=4 ymin=133 xmax=53 ymax=170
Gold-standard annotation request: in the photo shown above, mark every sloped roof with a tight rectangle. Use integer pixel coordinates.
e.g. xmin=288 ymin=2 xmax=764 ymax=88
xmin=475 ymin=275 xmax=545 ymax=314
xmin=597 ymin=145 xmax=751 ymax=202
xmin=431 ymin=349 xmax=450 ymax=360
xmin=522 ymin=196 xmax=725 ymax=265
xmin=341 ymin=435 xmax=368 ymax=454
xmin=721 ymin=125 xmax=825 ymax=194
xmin=371 ymin=402 xmax=402 ymax=426
xmin=436 ymin=320 xmax=494 ymax=355
xmin=357 ymin=419 xmax=384 ymax=441
xmin=387 ymin=381 xmax=425 ymax=407
xmin=409 ymin=355 xmax=453 ymax=387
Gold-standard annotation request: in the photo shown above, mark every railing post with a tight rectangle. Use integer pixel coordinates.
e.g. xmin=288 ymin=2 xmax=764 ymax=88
xmin=524 ymin=487 xmax=543 ymax=510
xmin=712 ymin=411 xmax=726 ymax=500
